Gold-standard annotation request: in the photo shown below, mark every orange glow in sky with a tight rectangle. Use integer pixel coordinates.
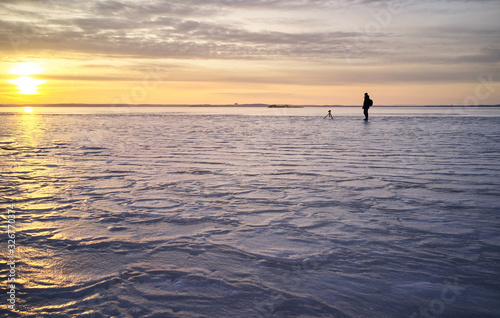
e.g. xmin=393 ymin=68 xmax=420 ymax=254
xmin=10 ymin=62 xmax=44 ymax=76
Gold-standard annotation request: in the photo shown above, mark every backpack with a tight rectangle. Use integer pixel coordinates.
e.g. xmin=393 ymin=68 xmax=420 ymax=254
xmin=368 ymin=99 xmax=373 ymax=107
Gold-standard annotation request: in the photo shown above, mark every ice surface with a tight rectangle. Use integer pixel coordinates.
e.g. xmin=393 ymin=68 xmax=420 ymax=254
xmin=1 ymin=108 xmax=499 ymax=317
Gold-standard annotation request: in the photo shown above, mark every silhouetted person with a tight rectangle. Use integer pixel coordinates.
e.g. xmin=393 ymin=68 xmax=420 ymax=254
xmin=324 ymin=109 xmax=333 ymax=119
xmin=362 ymin=93 xmax=373 ymax=120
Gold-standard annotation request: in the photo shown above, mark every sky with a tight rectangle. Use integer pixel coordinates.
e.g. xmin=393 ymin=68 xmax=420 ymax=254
xmin=1 ymin=0 xmax=499 ymax=106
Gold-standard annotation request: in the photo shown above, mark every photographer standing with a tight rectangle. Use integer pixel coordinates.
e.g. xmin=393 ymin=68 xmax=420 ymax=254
xmin=363 ymin=93 xmax=373 ymax=120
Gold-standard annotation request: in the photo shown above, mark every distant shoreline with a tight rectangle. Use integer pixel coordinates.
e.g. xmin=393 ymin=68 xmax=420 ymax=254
xmin=1 ymin=104 xmax=500 ymax=108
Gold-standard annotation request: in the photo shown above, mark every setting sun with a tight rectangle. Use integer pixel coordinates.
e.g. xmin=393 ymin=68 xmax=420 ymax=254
xmin=7 ymin=62 xmax=47 ymax=95
xmin=24 ymin=106 xmax=34 ymax=113
xmin=8 ymin=76 xmax=47 ymax=95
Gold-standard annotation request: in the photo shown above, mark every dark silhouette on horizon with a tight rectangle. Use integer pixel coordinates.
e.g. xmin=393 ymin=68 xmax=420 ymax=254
xmin=363 ymin=93 xmax=373 ymax=120
xmin=324 ymin=109 xmax=333 ymax=119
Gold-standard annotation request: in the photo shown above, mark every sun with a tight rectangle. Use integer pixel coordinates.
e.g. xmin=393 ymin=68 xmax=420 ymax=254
xmin=7 ymin=62 xmax=47 ymax=95
xmin=24 ymin=107 xmax=34 ymax=113
xmin=8 ymin=76 xmax=47 ymax=95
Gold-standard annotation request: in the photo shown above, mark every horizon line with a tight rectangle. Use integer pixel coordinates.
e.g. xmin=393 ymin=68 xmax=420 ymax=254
xmin=1 ymin=104 xmax=500 ymax=108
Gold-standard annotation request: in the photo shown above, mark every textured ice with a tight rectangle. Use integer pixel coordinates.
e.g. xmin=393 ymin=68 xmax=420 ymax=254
xmin=1 ymin=108 xmax=499 ymax=317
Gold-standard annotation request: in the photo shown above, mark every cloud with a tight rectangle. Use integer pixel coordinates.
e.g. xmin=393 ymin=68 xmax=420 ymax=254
xmin=1 ymin=0 xmax=499 ymax=87
xmin=0 ymin=2 xmax=358 ymax=59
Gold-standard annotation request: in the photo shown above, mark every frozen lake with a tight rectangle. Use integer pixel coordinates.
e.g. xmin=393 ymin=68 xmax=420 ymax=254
xmin=1 ymin=107 xmax=499 ymax=317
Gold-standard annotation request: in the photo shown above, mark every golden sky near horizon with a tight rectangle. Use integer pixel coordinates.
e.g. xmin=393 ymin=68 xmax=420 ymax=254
xmin=1 ymin=0 xmax=499 ymax=105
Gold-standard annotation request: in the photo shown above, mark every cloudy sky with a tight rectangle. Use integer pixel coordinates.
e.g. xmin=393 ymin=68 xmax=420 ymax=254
xmin=1 ymin=0 xmax=499 ymax=105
